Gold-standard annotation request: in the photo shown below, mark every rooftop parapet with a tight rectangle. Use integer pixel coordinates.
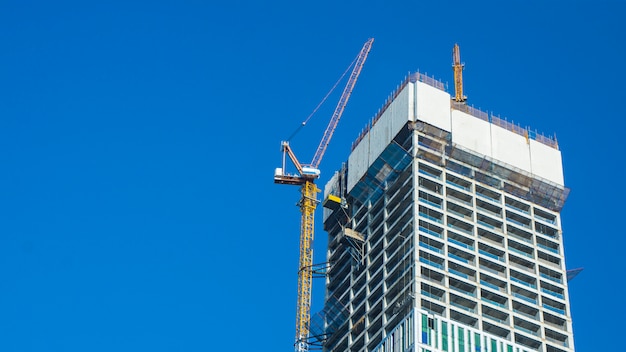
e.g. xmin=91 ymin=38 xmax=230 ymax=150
xmin=351 ymin=72 xmax=445 ymax=151
xmin=352 ymin=72 xmax=559 ymax=152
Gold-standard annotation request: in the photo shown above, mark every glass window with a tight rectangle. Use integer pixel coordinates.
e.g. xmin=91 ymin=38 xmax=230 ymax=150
xmin=451 ymin=323 xmax=456 ymax=352
xmin=422 ymin=314 xmax=430 ymax=345
xmin=459 ymin=327 xmax=465 ymax=352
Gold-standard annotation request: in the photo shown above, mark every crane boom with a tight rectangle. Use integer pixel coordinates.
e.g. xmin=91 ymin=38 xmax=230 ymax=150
xmin=453 ymin=43 xmax=467 ymax=103
xmin=274 ymin=38 xmax=373 ymax=352
xmin=310 ymin=38 xmax=374 ymax=169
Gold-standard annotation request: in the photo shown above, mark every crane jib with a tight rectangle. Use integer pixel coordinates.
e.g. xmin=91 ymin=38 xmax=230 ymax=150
xmin=310 ymin=38 xmax=374 ymax=169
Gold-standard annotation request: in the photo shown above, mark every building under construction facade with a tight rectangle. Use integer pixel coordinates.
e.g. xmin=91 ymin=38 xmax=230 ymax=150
xmin=316 ymin=73 xmax=574 ymax=352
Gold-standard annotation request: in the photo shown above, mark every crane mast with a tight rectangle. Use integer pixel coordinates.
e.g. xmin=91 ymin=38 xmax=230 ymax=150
xmin=274 ymin=38 xmax=373 ymax=352
xmin=453 ymin=43 xmax=467 ymax=103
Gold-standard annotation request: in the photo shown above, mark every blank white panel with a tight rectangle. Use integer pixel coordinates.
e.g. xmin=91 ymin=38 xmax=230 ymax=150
xmin=389 ymin=85 xmax=410 ymax=136
xmin=415 ymin=81 xmax=451 ymax=132
xmin=407 ymin=83 xmax=415 ymax=122
xmin=451 ymin=110 xmax=492 ymax=156
xmin=323 ymin=171 xmax=339 ymax=199
xmin=347 ymin=134 xmax=370 ymax=192
xmin=368 ymin=108 xmax=393 ymax=170
xmin=490 ymin=125 xmax=531 ymax=172
xmin=347 ymin=85 xmax=411 ymax=192
xmin=530 ymin=140 xmax=564 ymax=185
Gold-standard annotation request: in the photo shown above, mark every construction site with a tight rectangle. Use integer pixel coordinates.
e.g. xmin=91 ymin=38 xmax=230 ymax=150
xmin=274 ymin=39 xmax=576 ymax=352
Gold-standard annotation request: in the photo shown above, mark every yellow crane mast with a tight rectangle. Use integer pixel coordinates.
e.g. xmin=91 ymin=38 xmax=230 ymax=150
xmin=453 ymin=43 xmax=467 ymax=103
xmin=274 ymin=38 xmax=374 ymax=352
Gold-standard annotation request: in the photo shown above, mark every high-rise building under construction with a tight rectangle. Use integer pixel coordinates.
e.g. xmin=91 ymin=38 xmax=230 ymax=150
xmin=317 ymin=72 xmax=575 ymax=352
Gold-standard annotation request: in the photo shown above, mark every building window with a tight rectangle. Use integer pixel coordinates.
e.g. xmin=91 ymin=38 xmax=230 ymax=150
xmin=442 ymin=321 xmax=449 ymax=351
xmin=458 ymin=327 xmax=465 ymax=352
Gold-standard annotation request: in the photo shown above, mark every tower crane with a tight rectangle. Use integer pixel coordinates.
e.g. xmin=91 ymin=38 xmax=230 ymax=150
xmin=453 ymin=43 xmax=467 ymax=103
xmin=274 ymin=38 xmax=374 ymax=352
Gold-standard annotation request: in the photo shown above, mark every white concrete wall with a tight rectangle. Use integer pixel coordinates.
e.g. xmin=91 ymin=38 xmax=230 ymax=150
xmin=347 ymin=84 xmax=411 ymax=191
xmin=347 ymin=131 xmax=371 ymax=192
xmin=530 ymin=139 xmax=565 ymax=185
xmin=490 ymin=124 xmax=532 ymax=172
xmin=450 ymin=110 xmax=491 ymax=156
xmin=345 ymin=79 xmax=565 ymax=193
xmin=323 ymin=171 xmax=340 ymax=222
xmin=415 ymin=81 xmax=451 ymax=132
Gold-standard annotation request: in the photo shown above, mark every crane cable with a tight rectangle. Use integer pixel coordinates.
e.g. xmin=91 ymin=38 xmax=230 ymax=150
xmin=286 ymin=55 xmax=358 ymax=142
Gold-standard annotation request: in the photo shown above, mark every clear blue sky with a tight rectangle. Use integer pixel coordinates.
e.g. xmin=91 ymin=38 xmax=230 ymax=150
xmin=0 ymin=1 xmax=623 ymax=351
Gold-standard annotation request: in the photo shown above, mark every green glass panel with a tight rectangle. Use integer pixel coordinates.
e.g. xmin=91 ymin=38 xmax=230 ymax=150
xmin=422 ymin=314 xmax=431 ymax=346
xmin=475 ymin=332 xmax=481 ymax=351
xmin=451 ymin=324 xmax=455 ymax=352
xmin=507 ymin=345 xmax=513 ymax=352
xmin=459 ymin=327 xmax=465 ymax=352
xmin=491 ymin=338 xmax=497 ymax=352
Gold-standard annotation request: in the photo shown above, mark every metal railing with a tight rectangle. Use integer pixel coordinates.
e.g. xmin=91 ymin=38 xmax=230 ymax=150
xmin=537 ymin=243 xmax=559 ymax=254
xmin=511 ymin=276 xmax=537 ymax=289
xmin=449 ymin=253 xmax=470 ymax=264
xmin=419 ymin=197 xmax=443 ymax=209
xmin=448 ymin=238 xmax=474 ymax=250
xmin=419 ymin=257 xmax=444 ymax=270
xmin=479 ymin=249 xmax=505 ymax=262
xmin=543 ymin=304 xmax=565 ymax=315
xmin=481 ymin=296 xmax=507 ymax=309
xmin=480 ymin=280 xmax=505 ymax=292
xmin=513 ymin=293 xmax=537 ymax=305
xmin=419 ymin=241 xmax=444 ymax=254
xmin=420 ymin=212 xmax=443 ymax=224
xmin=541 ymin=287 xmax=565 ymax=300
xmin=451 ymin=301 xmax=475 ymax=313
xmin=448 ymin=268 xmax=470 ymax=279
xmin=540 ymin=272 xmax=563 ymax=284
xmin=509 ymin=247 xmax=534 ymax=259
xmin=419 ymin=226 xmax=443 ymax=238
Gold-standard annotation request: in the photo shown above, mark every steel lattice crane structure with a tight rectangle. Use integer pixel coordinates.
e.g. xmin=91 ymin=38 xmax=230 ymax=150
xmin=453 ymin=43 xmax=467 ymax=103
xmin=274 ymin=38 xmax=374 ymax=352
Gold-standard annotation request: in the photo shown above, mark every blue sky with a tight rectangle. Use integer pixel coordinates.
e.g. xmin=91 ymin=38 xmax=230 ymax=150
xmin=0 ymin=1 xmax=624 ymax=351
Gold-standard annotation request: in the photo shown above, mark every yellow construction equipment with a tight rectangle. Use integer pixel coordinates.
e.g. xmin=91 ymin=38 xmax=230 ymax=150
xmin=453 ymin=43 xmax=467 ymax=103
xmin=274 ymin=38 xmax=374 ymax=352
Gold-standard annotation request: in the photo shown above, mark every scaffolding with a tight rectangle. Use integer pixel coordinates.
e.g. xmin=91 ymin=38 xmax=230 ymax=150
xmin=445 ymin=143 xmax=569 ymax=212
